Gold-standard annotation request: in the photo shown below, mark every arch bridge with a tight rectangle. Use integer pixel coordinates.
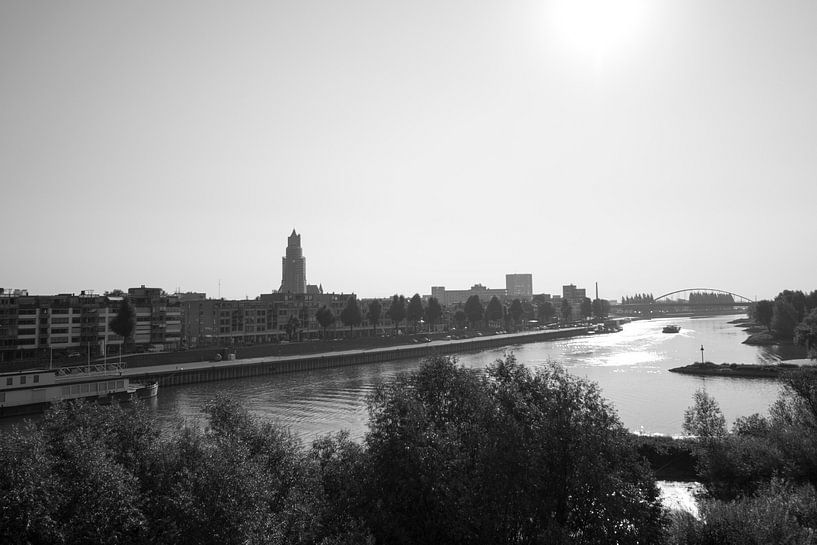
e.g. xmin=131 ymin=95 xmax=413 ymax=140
xmin=619 ymin=288 xmax=753 ymax=317
xmin=653 ymin=288 xmax=753 ymax=304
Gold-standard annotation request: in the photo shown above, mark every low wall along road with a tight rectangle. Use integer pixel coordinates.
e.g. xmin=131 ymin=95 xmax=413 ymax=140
xmin=123 ymin=327 xmax=596 ymax=388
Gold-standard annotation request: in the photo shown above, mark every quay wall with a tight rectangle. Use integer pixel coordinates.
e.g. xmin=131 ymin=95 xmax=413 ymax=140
xmin=131 ymin=328 xmax=590 ymax=388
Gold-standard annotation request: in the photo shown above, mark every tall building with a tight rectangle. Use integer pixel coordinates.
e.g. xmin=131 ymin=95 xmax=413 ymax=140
xmin=562 ymin=284 xmax=587 ymax=320
xmin=280 ymin=229 xmax=307 ymax=293
xmin=505 ymin=274 xmax=533 ymax=299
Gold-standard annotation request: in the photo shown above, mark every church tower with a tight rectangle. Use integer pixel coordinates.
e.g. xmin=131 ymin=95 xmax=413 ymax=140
xmin=280 ymin=229 xmax=307 ymax=293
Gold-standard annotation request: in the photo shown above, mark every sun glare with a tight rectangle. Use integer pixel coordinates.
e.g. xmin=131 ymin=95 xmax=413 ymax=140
xmin=547 ymin=0 xmax=651 ymax=67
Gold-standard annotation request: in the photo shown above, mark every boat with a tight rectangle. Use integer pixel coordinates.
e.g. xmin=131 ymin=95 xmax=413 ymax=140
xmin=662 ymin=325 xmax=681 ymax=333
xmin=0 ymin=362 xmax=158 ymax=418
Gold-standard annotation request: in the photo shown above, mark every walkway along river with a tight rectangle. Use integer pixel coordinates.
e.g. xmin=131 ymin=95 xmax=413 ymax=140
xmin=147 ymin=314 xmax=793 ymax=441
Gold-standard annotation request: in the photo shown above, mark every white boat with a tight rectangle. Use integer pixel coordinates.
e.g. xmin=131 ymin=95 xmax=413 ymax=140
xmin=0 ymin=362 xmax=157 ymax=418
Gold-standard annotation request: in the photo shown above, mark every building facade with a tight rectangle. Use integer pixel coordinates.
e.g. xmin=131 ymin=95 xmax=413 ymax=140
xmin=561 ymin=284 xmax=587 ymax=321
xmin=0 ymin=287 xmax=181 ymax=364
xmin=506 ymin=274 xmax=533 ymax=299
xmin=280 ymin=229 xmax=307 ymax=293
xmin=431 ymin=284 xmax=507 ymax=307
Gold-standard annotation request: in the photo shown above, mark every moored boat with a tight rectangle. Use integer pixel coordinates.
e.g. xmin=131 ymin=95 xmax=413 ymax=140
xmin=662 ymin=325 xmax=681 ymax=334
xmin=0 ymin=362 xmax=157 ymax=418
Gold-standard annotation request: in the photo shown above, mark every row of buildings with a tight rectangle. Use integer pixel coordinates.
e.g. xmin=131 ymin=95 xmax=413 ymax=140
xmin=0 ymin=286 xmax=181 ymax=364
xmin=0 ymin=230 xmax=598 ymax=362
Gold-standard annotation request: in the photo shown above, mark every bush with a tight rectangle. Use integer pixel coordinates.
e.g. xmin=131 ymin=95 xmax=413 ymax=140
xmin=666 ymin=480 xmax=817 ymax=545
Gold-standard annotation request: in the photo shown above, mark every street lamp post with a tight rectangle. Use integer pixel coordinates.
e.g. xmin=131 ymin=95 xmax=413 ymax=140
xmin=700 ymin=345 xmax=705 ymax=364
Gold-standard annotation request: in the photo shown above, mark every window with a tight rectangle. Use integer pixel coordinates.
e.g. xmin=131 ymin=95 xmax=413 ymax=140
xmin=33 ymin=375 xmax=39 ymax=383
xmin=20 ymin=376 xmax=26 ymax=385
xmin=6 ymin=377 xmax=12 ymax=386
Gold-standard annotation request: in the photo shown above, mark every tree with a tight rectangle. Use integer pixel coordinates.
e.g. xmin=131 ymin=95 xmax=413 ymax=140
xmin=340 ymin=296 xmax=362 ymax=334
xmin=285 ymin=315 xmax=300 ymax=341
xmin=363 ymin=355 xmax=665 ymax=544
xmin=315 ymin=305 xmax=335 ymax=338
xmin=521 ymin=301 xmax=535 ymax=322
xmin=485 ymin=296 xmax=503 ymax=327
xmin=795 ymin=309 xmax=817 ymax=359
xmin=109 ymin=297 xmax=136 ymax=350
xmin=683 ymin=389 xmax=726 ymax=439
xmin=386 ymin=295 xmax=406 ymax=334
xmin=406 ymin=294 xmax=424 ymax=332
xmin=580 ymin=297 xmax=593 ymax=321
xmin=755 ymin=299 xmax=774 ymax=332
xmin=509 ymin=298 xmax=523 ymax=328
xmin=560 ymin=299 xmax=572 ymax=323
xmin=424 ymin=297 xmax=442 ymax=332
xmin=537 ymin=301 xmax=556 ymax=324
xmin=453 ymin=309 xmax=467 ymax=329
xmin=772 ymin=299 xmax=799 ymax=339
xmin=778 ymin=290 xmax=808 ymax=322
xmin=367 ymin=299 xmax=382 ymax=334
xmin=463 ymin=295 xmax=483 ymax=330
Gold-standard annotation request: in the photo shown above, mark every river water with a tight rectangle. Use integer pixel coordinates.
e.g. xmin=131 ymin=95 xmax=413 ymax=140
xmin=152 ymin=314 xmax=792 ymax=442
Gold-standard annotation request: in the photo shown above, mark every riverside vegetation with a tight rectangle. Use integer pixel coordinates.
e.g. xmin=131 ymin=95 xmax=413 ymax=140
xmin=2 ymin=354 xmax=817 ymax=544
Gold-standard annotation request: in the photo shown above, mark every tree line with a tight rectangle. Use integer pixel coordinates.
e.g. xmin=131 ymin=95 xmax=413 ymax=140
xmin=5 ymin=353 xmax=816 ymax=543
xmin=748 ymin=289 xmax=817 ymax=357
xmin=621 ymin=293 xmax=655 ymax=305
xmin=1 ymin=355 xmax=664 ymax=545
xmin=315 ymin=293 xmax=611 ymax=338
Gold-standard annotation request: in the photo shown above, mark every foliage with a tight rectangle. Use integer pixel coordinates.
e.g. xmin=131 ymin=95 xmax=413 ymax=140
xmin=560 ymin=299 xmax=572 ymax=323
xmin=463 ymin=295 xmax=483 ymax=329
xmin=453 ymin=309 xmax=467 ymax=329
xmin=340 ymin=295 xmax=362 ymax=332
xmin=484 ymin=296 xmax=502 ymax=325
xmin=109 ymin=297 xmax=136 ymax=342
xmin=285 ymin=315 xmax=300 ymax=341
xmin=621 ymin=293 xmax=654 ymax=305
xmin=366 ymin=300 xmax=382 ymax=331
xmin=405 ymin=294 xmax=424 ymax=330
xmin=537 ymin=301 xmax=556 ymax=324
xmin=386 ymin=295 xmax=406 ymax=333
xmin=316 ymin=305 xmax=336 ymax=337
xmin=683 ymin=389 xmax=727 ymax=440
xmin=684 ymin=369 xmax=817 ymax=501
xmin=666 ymin=480 xmax=817 ymax=545
xmin=508 ymin=298 xmax=523 ymax=326
xmin=794 ymin=308 xmax=817 ymax=359
xmin=772 ymin=299 xmax=800 ymax=339
xmin=752 ymin=299 xmax=774 ymax=332
xmin=423 ymin=297 xmax=442 ymax=331
xmin=363 ymin=355 xmax=665 ymax=545
xmin=688 ymin=291 xmax=735 ymax=305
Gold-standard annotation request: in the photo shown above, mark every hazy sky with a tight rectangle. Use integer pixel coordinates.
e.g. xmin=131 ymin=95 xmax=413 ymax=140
xmin=2 ymin=1 xmax=815 ymax=301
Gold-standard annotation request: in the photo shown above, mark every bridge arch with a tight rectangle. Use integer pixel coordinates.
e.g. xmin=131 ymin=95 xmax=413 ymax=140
xmin=653 ymin=288 xmax=753 ymax=303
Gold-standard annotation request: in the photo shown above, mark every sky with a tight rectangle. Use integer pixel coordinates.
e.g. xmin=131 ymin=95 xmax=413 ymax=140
xmin=1 ymin=0 xmax=815 ymax=302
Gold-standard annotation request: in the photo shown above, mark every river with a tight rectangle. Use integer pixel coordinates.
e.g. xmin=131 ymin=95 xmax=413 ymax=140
xmin=150 ymin=314 xmax=791 ymax=442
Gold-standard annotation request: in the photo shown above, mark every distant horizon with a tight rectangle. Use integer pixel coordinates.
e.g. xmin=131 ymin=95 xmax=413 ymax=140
xmin=3 ymin=1 xmax=815 ymax=303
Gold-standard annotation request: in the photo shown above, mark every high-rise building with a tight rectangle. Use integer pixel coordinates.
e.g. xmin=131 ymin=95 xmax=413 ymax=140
xmin=280 ymin=229 xmax=307 ymax=293
xmin=506 ymin=274 xmax=533 ymax=299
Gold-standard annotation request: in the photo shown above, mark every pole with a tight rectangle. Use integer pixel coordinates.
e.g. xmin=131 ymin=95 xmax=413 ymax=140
xmin=49 ymin=346 xmax=52 ymax=371
xmin=700 ymin=345 xmax=705 ymax=364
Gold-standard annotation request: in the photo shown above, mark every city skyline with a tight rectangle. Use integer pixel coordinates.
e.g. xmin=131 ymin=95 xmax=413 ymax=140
xmin=2 ymin=1 xmax=816 ymax=301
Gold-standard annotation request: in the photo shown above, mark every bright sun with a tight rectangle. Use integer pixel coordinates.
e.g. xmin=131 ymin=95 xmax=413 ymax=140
xmin=547 ymin=0 xmax=651 ymax=67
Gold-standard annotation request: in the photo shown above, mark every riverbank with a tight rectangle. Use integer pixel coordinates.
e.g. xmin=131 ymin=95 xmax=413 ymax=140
xmin=122 ymin=326 xmax=600 ymax=388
